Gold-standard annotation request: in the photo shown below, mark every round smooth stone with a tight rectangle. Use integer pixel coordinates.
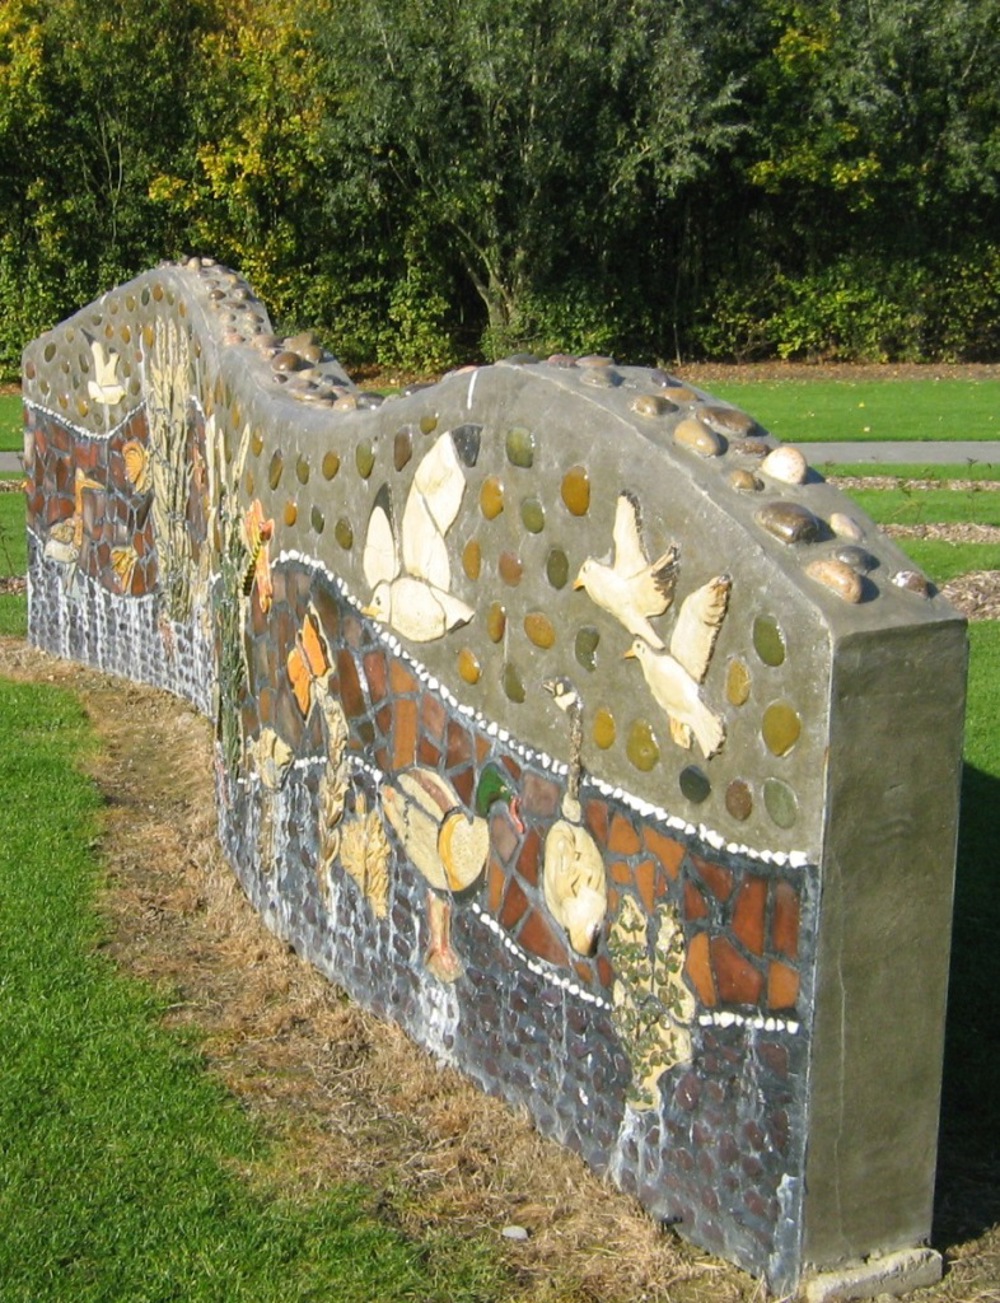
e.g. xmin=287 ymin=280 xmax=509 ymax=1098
xmin=419 ymin=414 xmax=438 ymax=434
xmin=251 ymin=429 xmax=264 ymax=457
xmin=755 ymin=501 xmax=821 ymax=545
xmin=729 ymin=469 xmax=762 ymax=493
xmin=700 ymin=404 xmax=756 ymax=436
xmin=283 ymin=501 xmax=297 ymax=527
xmin=394 ymin=429 xmax=413 ymax=471
xmin=271 ymin=351 xmax=303 ymax=372
xmin=805 ymin=558 xmax=864 ymax=603
xmin=631 ymin=394 xmax=677 ymax=418
xmin=830 ymin=512 xmax=864 ymax=541
xmin=579 ymin=366 xmax=621 ymax=388
xmin=892 ymin=569 xmax=932 ymax=597
xmin=760 ymin=445 xmax=809 ymax=485
xmin=355 ymin=441 xmax=375 ymax=479
xmin=833 ymin=544 xmax=877 ymax=574
xmin=674 ymin=418 xmax=725 ymax=457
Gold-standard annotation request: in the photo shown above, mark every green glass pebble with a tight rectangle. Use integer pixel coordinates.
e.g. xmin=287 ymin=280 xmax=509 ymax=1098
xmin=574 ymin=626 xmax=600 ymax=672
xmin=521 ymin=497 xmax=545 ymax=533
xmin=753 ymin=615 xmax=786 ymax=666
xmin=335 ymin=518 xmax=354 ymax=550
xmin=503 ymin=661 xmax=526 ymax=703
xmin=268 ymin=450 xmax=283 ymax=490
xmin=762 ymin=701 xmax=802 ymax=756
xmin=356 ymin=440 xmax=375 ymax=479
xmin=679 ymin=765 xmax=711 ymax=804
xmin=546 ymin=548 xmax=569 ymax=589
xmin=311 ymin=505 xmax=325 ymax=534
xmin=764 ymin=778 xmax=798 ymax=829
xmin=506 ymin=427 xmax=535 ymax=469
xmin=296 ymin=455 xmax=310 ymax=485
xmin=627 ymin=720 xmax=659 ymax=772
xmin=394 ymin=429 xmax=413 ymax=471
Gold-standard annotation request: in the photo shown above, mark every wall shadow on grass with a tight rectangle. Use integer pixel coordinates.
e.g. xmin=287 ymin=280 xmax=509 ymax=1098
xmin=933 ymin=760 xmax=1000 ymax=1246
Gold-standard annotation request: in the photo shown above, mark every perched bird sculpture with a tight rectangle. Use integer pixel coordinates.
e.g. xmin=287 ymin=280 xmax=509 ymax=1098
xmin=381 ymin=763 xmax=523 ymax=981
xmin=625 ymin=574 xmax=732 ymax=759
xmin=43 ymin=468 xmax=103 ymax=568
xmin=573 ymin=491 xmax=679 ymax=648
xmin=540 ymin=677 xmax=608 ymax=956
xmin=362 ymin=432 xmax=474 ymax=641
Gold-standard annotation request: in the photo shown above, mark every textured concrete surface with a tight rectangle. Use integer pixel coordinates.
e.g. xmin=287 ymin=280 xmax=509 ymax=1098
xmin=801 ymin=1246 xmax=943 ymax=1301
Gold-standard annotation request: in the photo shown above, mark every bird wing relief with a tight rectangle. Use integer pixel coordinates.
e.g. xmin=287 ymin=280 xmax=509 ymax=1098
xmin=363 ymin=483 xmax=401 ymax=591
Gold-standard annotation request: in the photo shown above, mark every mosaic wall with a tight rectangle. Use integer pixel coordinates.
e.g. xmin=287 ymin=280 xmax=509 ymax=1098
xmin=22 ymin=261 xmax=967 ymax=1294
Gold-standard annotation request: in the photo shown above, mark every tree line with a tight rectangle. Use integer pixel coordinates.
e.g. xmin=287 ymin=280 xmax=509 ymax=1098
xmin=1 ymin=0 xmax=998 ymax=377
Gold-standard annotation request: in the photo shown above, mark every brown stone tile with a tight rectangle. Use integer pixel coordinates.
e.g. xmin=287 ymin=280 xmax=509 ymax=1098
xmin=771 ymin=880 xmax=800 ymax=959
xmin=517 ymin=909 xmax=570 ymax=967
xmin=691 ymin=854 xmax=734 ymax=902
xmin=610 ymin=860 xmax=632 ymax=887
xmin=685 ymin=932 xmax=717 ymax=1005
xmin=596 ymin=955 xmax=614 ymax=988
xmin=500 ymin=878 xmax=529 ymax=929
xmin=634 ymin=858 xmax=659 ymax=913
xmin=490 ymin=803 xmax=520 ymax=863
xmin=445 ymin=720 xmax=473 ymax=768
xmin=574 ymin=960 xmax=594 ymax=986
xmin=390 ymin=659 xmax=419 ymax=696
xmin=767 ymin=960 xmax=800 ymax=1010
xmin=516 ymin=827 xmax=541 ymax=885
xmin=418 ymin=737 xmax=440 ymax=767
xmin=710 ymin=937 xmax=764 ymax=1005
xmin=363 ymin=650 xmax=388 ymax=702
xmin=732 ymin=876 xmax=768 ymax=956
xmin=393 ymin=698 xmax=418 ymax=769
xmin=608 ymin=812 xmax=641 ymax=855
xmin=487 ymin=859 xmax=506 ymax=914
xmin=337 ymin=648 xmax=366 ymax=718
xmin=643 ymin=825 xmax=685 ymax=880
xmin=684 ymin=881 xmax=709 ymax=921
xmin=521 ymin=771 xmax=560 ymax=819
xmin=420 ymin=691 xmax=447 ymax=740
xmin=375 ymin=704 xmax=393 ymax=737
xmin=585 ymin=799 xmax=608 ymax=843
xmin=475 ymin=734 xmax=491 ymax=763
xmin=451 ymin=765 xmax=475 ymax=807
xmin=343 ymin=613 xmax=364 ymax=650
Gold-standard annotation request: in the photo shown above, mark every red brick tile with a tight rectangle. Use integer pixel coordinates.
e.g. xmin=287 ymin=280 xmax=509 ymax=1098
xmin=771 ymin=881 xmax=800 ymax=959
xmin=732 ymin=876 xmax=768 ymax=956
xmin=500 ymin=877 xmax=529 ymax=929
xmin=711 ymin=937 xmax=764 ymax=1005
xmin=692 ymin=854 xmax=734 ymax=902
xmin=585 ymin=799 xmax=608 ymax=842
xmin=685 ymin=932 xmax=717 ymax=1006
xmin=767 ymin=960 xmax=800 ymax=1011
xmin=393 ymin=698 xmax=418 ymax=769
xmin=608 ymin=812 xmax=641 ymax=855
xmin=518 ymin=910 xmax=570 ymax=967
xmin=516 ymin=827 xmax=541 ymax=885
xmin=684 ymin=881 xmax=709 ymax=921
xmin=634 ymin=858 xmax=658 ymax=913
xmin=643 ymin=825 xmax=685 ymax=880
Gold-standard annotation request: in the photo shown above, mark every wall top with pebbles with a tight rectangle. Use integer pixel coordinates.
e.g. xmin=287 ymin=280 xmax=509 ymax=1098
xmin=21 ymin=259 xmax=963 ymax=865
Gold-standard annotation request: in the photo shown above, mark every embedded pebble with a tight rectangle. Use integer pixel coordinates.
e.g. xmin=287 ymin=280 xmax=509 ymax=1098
xmin=833 ymin=544 xmax=877 ymax=574
xmin=674 ymin=418 xmax=725 ymax=458
xmin=579 ymin=366 xmax=621 ymax=388
xmin=731 ymin=438 xmax=770 ymax=458
xmin=699 ymin=405 xmax=756 ymax=436
xmin=729 ymin=468 xmax=762 ymax=493
xmin=805 ymin=558 xmax=864 ymax=603
xmin=755 ymin=501 xmax=822 ymax=545
xmin=830 ymin=511 xmax=864 ymax=541
xmin=631 ymin=393 xmax=677 ymax=418
xmin=760 ymin=445 xmax=808 ymax=485
xmin=892 ymin=570 xmax=932 ymax=598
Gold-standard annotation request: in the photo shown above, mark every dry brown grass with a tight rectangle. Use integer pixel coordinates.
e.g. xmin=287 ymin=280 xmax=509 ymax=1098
xmin=2 ymin=634 xmax=998 ymax=1302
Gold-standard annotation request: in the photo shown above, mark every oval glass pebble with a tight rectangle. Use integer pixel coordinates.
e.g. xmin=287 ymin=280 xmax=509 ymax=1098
xmin=506 ymin=427 xmax=535 ymax=469
xmin=593 ymin=707 xmax=616 ymax=749
xmin=574 ymin=626 xmax=600 ymax=672
xmin=296 ymin=455 xmax=310 ymax=485
xmin=521 ymin=497 xmax=545 ymax=533
xmin=503 ymin=661 xmax=526 ymax=703
xmin=561 ymin=466 xmax=591 ymax=515
xmin=627 ymin=720 xmax=659 ymax=772
xmin=546 ymin=547 xmax=569 ymax=589
xmin=419 ymin=413 xmax=438 ymax=435
xmin=251 ymin=429 xmax=264 ymax=457
xmin=322 ymin=450 xmax=340 ymax=480
xmin=487 ymin=602 xmax=507 ymax=642
xmin=283 ymin=501 xmax=298 ymax=527
xmin=480 ymin=476 xmax=504 ymax=519
xmin=393 ymin=429 xmax=413 ymax=471
xmin=268 ymin=450 xmax=283 ymax=490
xmin=499 ymin=551 xmax=523 ymax=585
xmin=725 ymin=780 xmax=753 ymax=821
xmin=764 ymin=778 xmax=798 ymax=829
xmin=679 ymin=765 xmax=711 ymax=804
xmin=753 ymin=615 xmax=786 ymax=666
xmin=458 ymin=648 xmax=481 ymax=685
xmin=463 ymin=539 xmax=482 ymax=580
xmin=525 ymin=611 xmax=555 ymax=648
xmin=335 ymin=518 xmax=354 ymax=550
xmin=311 ymin=505 xmax=325 ymax=534
xmin=727 ymin=658 xmax=751 ymax=706
xmin=762 ymin=701 xmax=802 ymax=756
xmin=355 ymin=440 xmax=375 ymax=479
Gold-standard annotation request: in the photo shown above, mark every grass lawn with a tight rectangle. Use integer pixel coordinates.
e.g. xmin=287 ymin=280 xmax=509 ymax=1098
xmin=899 ymin=539 xmax=1000 ymax=584
xmin=710 ymin=378 xmax=1000 ymax=443
xmin=0 ymin=677 xmax=512 ymax=1303
xmin=1 ymin=390 xmax=21 ymax=453
xmin=846 ymin=486 xmax=1000 ymax=528
xmin=821 ymin=462 xmax=1000 ymax=480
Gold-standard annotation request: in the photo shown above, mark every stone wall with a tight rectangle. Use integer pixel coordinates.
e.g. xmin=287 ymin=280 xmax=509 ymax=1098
xmin=22 ymin=260 xmax=967 ymax=1294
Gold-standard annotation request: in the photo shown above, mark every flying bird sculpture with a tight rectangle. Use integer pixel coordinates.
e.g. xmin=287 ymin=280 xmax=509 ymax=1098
xmin=362 ymin=431 xmax=474 ymax=641
xmin=573 ymin=491 xmax=679 ymax=648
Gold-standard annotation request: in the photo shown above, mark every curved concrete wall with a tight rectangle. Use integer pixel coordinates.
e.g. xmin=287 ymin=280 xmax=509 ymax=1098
xmin=22 ymin=259 xmax=966 ymax=1293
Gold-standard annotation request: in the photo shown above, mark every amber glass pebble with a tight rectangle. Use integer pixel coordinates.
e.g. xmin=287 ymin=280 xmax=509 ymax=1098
xmin=525 ymin=611 xmax=555 ymax=648
xmin=311 ymin=505 xmax=325 ymax=534
xmin=764 ymin=778 xmax=798 ymax=828
xmin=679 ymin=765 xmax=711 ymax=804
xmin=487 ymin=602 xmax=507 ymax=642
xmin=593 ymin=707 xmax=616 ymax=749
xmin=296 ymin=455 xmax=310 ymax=485
xmin=244 ymin=469 xmax=254 ymax=496
xmin=394 ymin=429 xmax=413 ymax=471
xmin=506 ymin=427 xmax=535 ymax=468
xmin=499 ymin=551 xmax=523 ymax=585
xmin=627 ymin=720 xmax=659 ymax=771
xmin=251 ymin=429 xmax=264 ymax=456
xmin=561 ymin=466 xmax=590 ymax=516
xmin=726 ymin=779 xmax=753 ymax=821
xmin=283 ymin=501 xmax=298 ymax=527
xmin=458 ymin=648 xmax=481 ymax=684
xmin=727 ymin=658 xmax=751 ymax=706
xmin=753 ymin=614 xmax=786 ymax=666
xmin=503 ymin=661 xmax=526 ymax=702
xmin=322 ymin=450 xmax=340 ymax=480
xmin=480 ymin=476 xmax=504 ymax=519
xmin=335 ymin=518 xmax=354 ymax=549
xmin=762 ymin=701 xmax=802 ymax=756
xmin=355 ymin=440 xmax=375 ymax=478
xmin=546 ymin=548 xmax=569 ymax=589
xmin=521 ymin=497 xmax=545 ymax=533
xmin=574 ymin=626 xmax=600 ymax=671
xmin=463 ymin=539 xmax=482 ymax=580
xmin=419 ymin=413 xmax=438 ymax=434
xmin=268 ymin=450 xmax=283 ymax=490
